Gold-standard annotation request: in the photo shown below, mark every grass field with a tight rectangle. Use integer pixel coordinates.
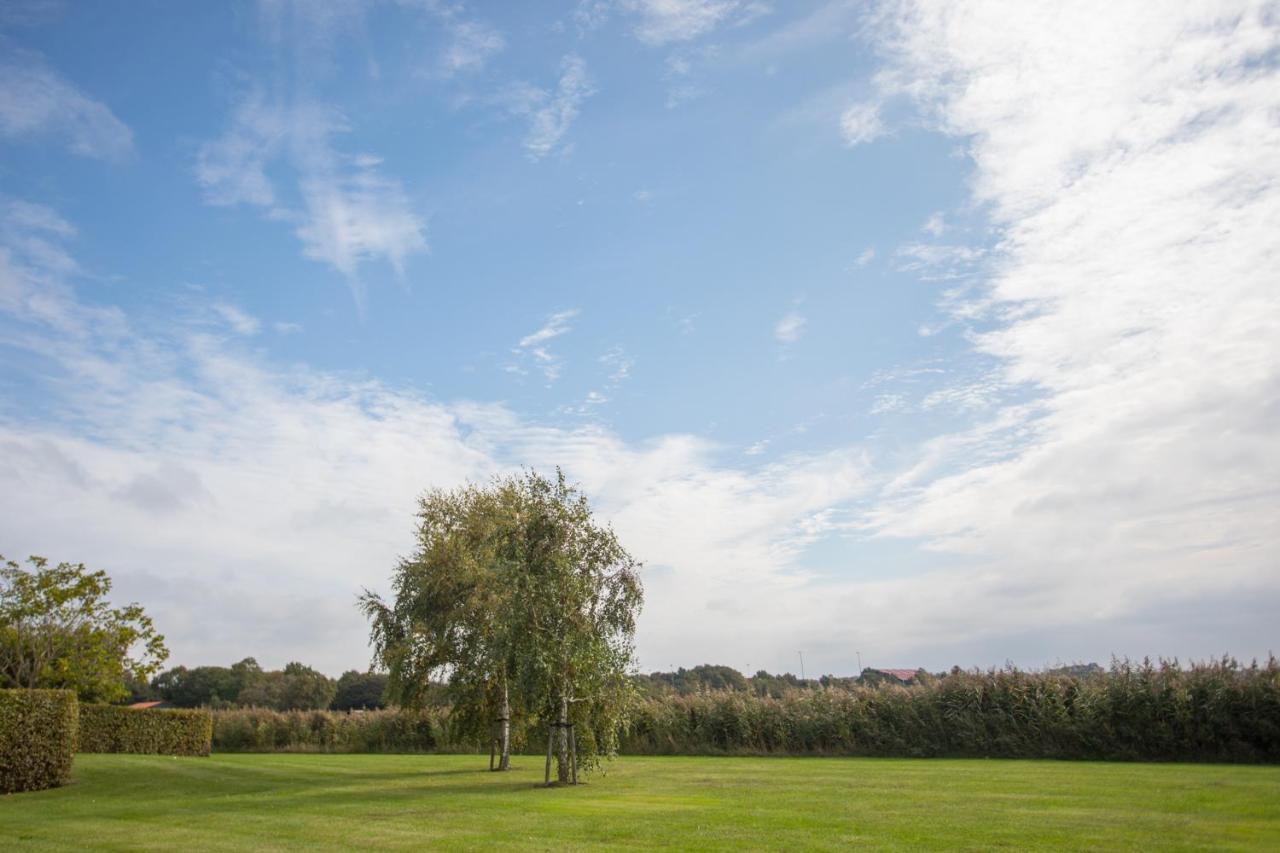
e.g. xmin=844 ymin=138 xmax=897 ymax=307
xmin=2 ymin=754 xmax=1278 ymax=851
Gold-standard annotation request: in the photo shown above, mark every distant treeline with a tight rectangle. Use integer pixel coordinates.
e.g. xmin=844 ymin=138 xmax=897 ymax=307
xmin=140 ymin=659 xmax=979 ymax=711
xmin=209 ymin=658 xmax=1279 ymax=763
xmin=131 ymin=660 xmax=401 ymax=712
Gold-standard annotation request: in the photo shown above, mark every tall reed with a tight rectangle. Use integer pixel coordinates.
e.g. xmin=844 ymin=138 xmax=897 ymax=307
xmin=210 ymin=657 xmax=1280 ymax=762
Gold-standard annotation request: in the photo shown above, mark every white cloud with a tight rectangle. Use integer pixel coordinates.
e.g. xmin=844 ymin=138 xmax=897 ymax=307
xmin=922 ymin=212 xmax=946 ymax=236
xmin=869 ymin=393 xmax=906 ymax=415
xmin=211 ymin=303 xmax=262 ymax=336
xmin=195 ymin=94 xmax=285 ymax=208
xmin=436 ymin=18 xmax=505 ymax=77
xmin=859 ymin=0 xmax=1280 ymax=654
xmin=0 ymin=214 xmax=872 ymax=674
xmin=574 ymin=1 xmax=612 ymax=35
xmin=0 ymin=50 xmax=133 ymax=160
xmin=295 ymin=164 xmax=426 ymax=278
xmin=504 ymin=55 xmax=595 ymax=160
xmin=774 ymin=310 xmax=805 ymax=344
xmin=839 ymin=100 xmax=884 ymax=146
xmin=854 ymin=246 xmax=876 ymax=266
xmin=623 ymin=0 xmax=740 ymax=45
xmin=893 ymin=241 xmax=985 ymax=281
xmin=599 ymin=346 xmax=635 ymax=383
xmin=508 ymin=309 xmax=579 ymax=382
xmin=736 ymin=0 xmax=861 ymax=62
xmin=518 ymin=309 xmax=578 ymax=348
xmin=197 ymin=96 xmax=427 ymax=291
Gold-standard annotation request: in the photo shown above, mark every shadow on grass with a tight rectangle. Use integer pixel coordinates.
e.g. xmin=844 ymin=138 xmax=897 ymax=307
xmin=65 ymin=757 xmax=566 ymax=817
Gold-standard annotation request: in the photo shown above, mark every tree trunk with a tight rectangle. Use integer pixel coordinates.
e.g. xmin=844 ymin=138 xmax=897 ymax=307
xmin=569 ymin=720 xmax=578 ymax=784
xmin=556 ymin=692 xmax=571 ymax=783
xmin=544 ymin=722 xmax=554 ymax=785
xmin=497 ymin=682 xmax=511 ymax=771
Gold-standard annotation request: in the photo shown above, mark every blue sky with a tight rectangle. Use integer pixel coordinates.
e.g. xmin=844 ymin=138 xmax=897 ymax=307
xmin=2 ymin=1 xmax=1277 ymax=677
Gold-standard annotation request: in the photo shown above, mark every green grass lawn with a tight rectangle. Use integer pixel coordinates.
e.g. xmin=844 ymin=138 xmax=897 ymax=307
xmin=2 ymin=754 xmax=1278 ymax=851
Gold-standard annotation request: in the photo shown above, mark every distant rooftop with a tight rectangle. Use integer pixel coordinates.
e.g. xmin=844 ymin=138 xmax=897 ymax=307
xmin=866 ymin=668 xmax=921 ymax=682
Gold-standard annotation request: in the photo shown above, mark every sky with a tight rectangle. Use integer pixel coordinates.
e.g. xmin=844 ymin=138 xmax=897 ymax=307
xmin=0 ymin=0 xmax=1277 ymax=678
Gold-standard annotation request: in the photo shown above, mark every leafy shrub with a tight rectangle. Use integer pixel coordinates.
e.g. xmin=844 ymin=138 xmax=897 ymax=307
xmin=0 ymin=688 xmax=77 ymax=793
xmin=78 ymin=704 xmax=211 ymax=756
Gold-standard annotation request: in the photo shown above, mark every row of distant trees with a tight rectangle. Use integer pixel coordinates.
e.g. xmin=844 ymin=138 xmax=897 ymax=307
xmin=128 ymin=660 xmax=1111 ymax=712
xmin=129 ymin=660 xmax=392 ymax=712
xmin=636 ymin=663 xmax=1106 ymax=697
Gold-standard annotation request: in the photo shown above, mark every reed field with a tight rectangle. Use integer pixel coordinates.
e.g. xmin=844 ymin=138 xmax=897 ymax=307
xmin=209 ymin=659 xmax=1280 ymax=763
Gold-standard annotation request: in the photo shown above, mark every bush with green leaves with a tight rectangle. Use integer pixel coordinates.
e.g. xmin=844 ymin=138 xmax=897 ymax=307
xmin=0 ymin=688 xmax=78 ymax=793
xmin=78 ymin=704 xmax=212 ymax=756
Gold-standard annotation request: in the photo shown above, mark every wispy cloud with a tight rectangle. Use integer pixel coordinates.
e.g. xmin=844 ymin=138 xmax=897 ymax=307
xmin=194 ymin=93 xmax=285 ymax=208
xmin=503 ymin=55 xmax=595 ymax=160
xmin=839 ymin=100 xmax=883 ymax=147
xmin=0 ymin=49 xmax=132 ymax=160
xmin=622 ymin=0 xmax=740 ymax=45
xmin=774 ymin=310 xmax=806 ymax=344
xmin=508 ymin=308 xmax=580 ymax=382
xmin=434 ymin=17 xmax=505 ymax=77
xmin=893 ymin=242 xmax=985 ymax=281
xmin=211 ymin=303 xmax=262 ymax=336
xmin=196 ymin=96 xmax=427 ymax=294
xmin=518 ymin=308 xmax=578 ymax=349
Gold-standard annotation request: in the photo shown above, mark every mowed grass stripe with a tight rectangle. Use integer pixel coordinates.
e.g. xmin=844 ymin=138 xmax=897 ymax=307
xmin=2 ymin=754 xmax=1278 ymax=851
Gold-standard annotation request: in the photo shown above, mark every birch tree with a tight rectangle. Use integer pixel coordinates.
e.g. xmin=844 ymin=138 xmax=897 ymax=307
xmin=361 ymin=470 xmax=643 ymax=784
xmin=507 ymin=470 xmax=643 ymax=785
xmin=361 ymin=484 xmax=524 ymax=770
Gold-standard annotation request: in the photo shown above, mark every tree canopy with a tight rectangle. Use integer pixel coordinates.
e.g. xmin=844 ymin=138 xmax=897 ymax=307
xmin=0 ymin=554 xmax=168 ymax=703
xmin=363 ymin=469 xmax=643 ymax=783
xmin=331 ymin=670 xmax=389 ymax=711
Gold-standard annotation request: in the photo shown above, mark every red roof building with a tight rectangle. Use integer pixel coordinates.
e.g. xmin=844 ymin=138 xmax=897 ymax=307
xmin=863 ymin=668 xmax=922 ymax=685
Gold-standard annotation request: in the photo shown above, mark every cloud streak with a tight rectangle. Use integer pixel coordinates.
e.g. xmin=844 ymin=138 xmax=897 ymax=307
xmin=508 ymin=309 xmax=579 ymax=382
xmin=0 ymin=49 xmax=133 ymax=160
xmin=504 ymin=55 xmax=595 ymax=160
xmin=774 ymin=310 xmax=805 ymax=344
xmin=197 ymin=96 xmax=427 ymax=294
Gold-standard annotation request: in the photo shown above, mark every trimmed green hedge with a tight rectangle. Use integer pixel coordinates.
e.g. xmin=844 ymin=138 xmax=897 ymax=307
xmin=0 ymin=689 xmax=78 ymax=794
xmin=78 ymin=704 xmax=212 ymax=756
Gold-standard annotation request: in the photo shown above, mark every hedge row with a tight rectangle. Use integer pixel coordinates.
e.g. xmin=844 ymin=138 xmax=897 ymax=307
xmin=0 ymin=689 xmax=78 ymax=794
xmin=621 ymin=658 xmax=1280 ymax=762
xmin=78 ymin=704 xmax=212 ymax=756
